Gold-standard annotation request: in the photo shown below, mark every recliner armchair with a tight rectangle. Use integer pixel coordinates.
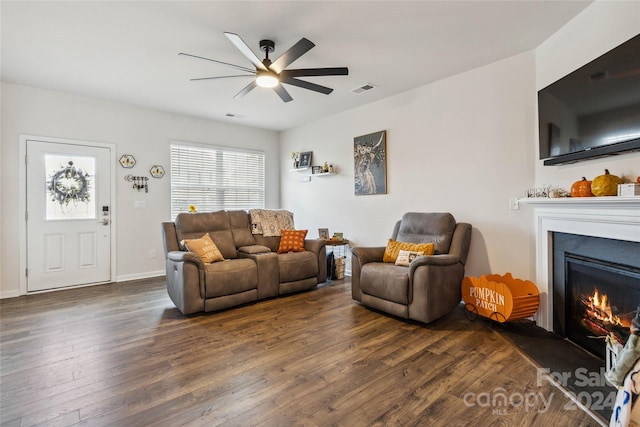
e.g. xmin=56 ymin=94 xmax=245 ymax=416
xmin=351 ymin=212 xmax=471 ymax=324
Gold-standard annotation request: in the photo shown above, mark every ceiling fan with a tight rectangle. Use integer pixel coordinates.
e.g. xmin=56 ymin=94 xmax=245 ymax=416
xmin=179 ymin=32 xmax=349 ymax=103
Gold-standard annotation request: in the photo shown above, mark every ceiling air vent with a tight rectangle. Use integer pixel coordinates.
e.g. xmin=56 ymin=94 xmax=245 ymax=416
xmin=351 ymin=83 xmax=377 ymax=94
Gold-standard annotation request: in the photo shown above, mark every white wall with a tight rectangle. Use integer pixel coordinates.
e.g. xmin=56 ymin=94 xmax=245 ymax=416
xmin=280 ymin=0 xmax=639 ymax=283
xmin=281 ymin=52 xmax=537 ymax=280
xmin=534 ymin=0 xmax=640 ymax=188
xmin=1 ymin=82 xmax=280 ymax=297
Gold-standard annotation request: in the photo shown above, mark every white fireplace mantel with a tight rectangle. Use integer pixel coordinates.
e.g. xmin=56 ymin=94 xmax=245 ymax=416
xmin=519 ymin=196 xmax=640 ymax=331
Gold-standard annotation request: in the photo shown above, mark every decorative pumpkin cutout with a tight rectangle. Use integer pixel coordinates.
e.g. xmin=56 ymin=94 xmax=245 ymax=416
xmin=591 ymin=169 xmax=622 ymax=197
xmin=570 ymin=177 xmax=593 ymax=197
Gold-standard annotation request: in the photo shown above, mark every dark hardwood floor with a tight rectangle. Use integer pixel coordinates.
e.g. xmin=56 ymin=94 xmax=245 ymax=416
xmin=1 ymin=278 xmax=602 ymax=426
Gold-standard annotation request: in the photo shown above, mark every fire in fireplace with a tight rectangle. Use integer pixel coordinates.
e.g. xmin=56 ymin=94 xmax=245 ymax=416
xmin=566 ymin=254 xmax=639 ymax=358
xmin=581 ymin=289 xmax=629 ymax=341
xmin=553 ymin=233 xmax=640 ymax=359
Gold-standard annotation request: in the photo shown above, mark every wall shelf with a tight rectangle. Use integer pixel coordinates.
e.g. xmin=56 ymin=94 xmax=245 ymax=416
xmin=310 ymin=172 xmax=336 ymax=178
xmin=290 ymin=167 xmax=337 ymax=180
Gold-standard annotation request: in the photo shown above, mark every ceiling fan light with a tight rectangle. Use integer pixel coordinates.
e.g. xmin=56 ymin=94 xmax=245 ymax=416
xmin=256 ymin=71 xmax=279 ymax=88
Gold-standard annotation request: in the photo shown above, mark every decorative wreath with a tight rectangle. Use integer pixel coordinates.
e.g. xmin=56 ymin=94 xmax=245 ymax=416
xmin=48 ymin=161 xmax=91 ymax=206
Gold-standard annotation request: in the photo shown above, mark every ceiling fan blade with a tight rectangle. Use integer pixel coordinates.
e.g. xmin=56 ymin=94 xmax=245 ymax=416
xmin=178 ymin=52 xmax=254 ymax=73
xmin=233 ymin=81 xmax=258 ymax=99
xmin=281 ymin=77 xmax=333 ymax=95
xmin=270 ymin=38 xmax=315 ymax=74
xmin=273 ymin=85 xmax=293 ymax=103
xmin=224 ymin=32 xmax=267 ymax=71
xmin=190 ymin=75 xmax=254 ymax=81
xmin=281 ymin=67 xmax=349 ymax=78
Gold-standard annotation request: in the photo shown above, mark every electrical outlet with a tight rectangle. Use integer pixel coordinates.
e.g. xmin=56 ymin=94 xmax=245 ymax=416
xmin=509 ymin=198 xmax=520 ymax=211
xmin=150 ymin=249 xmax=157 ymax=259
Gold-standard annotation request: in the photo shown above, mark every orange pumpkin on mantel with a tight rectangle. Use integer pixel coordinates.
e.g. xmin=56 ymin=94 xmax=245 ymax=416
xmin=570 ymin=177 xmax=594 ymax=197
xmin=591 ymin=169 xmax=623 ymax=196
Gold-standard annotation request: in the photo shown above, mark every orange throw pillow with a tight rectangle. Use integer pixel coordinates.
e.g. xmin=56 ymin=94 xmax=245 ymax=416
xmin=181 ymin=233 xmax=225 ymax=263
xmin=277 ymin=229 xmax=308 ymax=254
xmin=383 ymin=239 xmax=434 ymax=263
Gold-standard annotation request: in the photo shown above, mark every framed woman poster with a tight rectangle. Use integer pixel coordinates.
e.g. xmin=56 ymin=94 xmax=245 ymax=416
xmin=354 ymin=130 xmax=386 ymax=195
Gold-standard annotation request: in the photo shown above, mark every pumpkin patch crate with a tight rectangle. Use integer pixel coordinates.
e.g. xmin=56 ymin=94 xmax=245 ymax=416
xmin=461 ymin=273 xmax=539 ymax=323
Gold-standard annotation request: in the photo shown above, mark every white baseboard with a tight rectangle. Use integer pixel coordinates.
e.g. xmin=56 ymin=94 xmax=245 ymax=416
xmin=115 ymin=270 xmax=165 ymax=283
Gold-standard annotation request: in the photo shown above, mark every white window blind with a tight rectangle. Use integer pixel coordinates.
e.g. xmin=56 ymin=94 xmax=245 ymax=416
xmin=170 ymin=143 xmax=265 ymax=219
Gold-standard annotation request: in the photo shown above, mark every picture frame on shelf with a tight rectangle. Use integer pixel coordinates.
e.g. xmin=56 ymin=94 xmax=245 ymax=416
xmin=298 ymin=151 xmax=312 ymax=169
xmin=318 ymin=228 xmax=329 ymax=240
xmin=312 ymin=166 xmax=323 ymax=174
xmin=332 ymin=232 xmax=344 ymax=241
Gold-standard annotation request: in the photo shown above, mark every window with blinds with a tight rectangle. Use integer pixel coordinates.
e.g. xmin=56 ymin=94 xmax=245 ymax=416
xmin=170 ymin=143 xmax=265 ymax=219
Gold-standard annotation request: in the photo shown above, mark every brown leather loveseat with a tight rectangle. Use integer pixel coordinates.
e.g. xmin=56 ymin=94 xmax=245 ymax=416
xmin=161 ymin=210 xmax=327 ymax=315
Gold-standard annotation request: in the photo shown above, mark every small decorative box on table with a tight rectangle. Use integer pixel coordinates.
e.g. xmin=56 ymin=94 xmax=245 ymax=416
xmin=461 ymin=272 xmax=539 ymax=323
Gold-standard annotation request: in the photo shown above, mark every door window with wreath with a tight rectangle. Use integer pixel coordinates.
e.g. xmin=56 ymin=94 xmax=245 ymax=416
xmin=45 ymin=154 xmax=96 ymax=220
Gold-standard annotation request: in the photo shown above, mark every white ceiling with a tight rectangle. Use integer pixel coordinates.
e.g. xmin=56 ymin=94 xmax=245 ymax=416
xmin=1 ymin=1 xmax=592 ymax=131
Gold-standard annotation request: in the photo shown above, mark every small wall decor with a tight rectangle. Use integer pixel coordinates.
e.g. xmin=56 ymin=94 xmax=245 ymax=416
xmin=124 ymin=174 xmax=149 ymax=193
xmin=354 ymin=130 xmax=387 ymax=195
xmin=150 ymin=165 xmax=165 ymax=178
xmin=298 ymin=151 xmax=312 ymax=169
xmin=119 ymin=154 xmax=136 ymax=168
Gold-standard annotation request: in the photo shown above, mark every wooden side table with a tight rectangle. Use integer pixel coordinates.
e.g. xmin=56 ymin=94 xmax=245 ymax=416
xmin=326 ymin=239 xmax=349 ymax=258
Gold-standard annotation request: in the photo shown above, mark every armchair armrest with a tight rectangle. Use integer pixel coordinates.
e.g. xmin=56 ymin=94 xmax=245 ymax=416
xmin=351 ymin=246 xmax=385 ymax=302
xmin=351 ymin=246 xmax=385 ymax=265
xmin=408 ymin=253 xmax=460 ymax=275
xmin=304 ymin=239 xmax=327 ymax=283
xmin=165 ymin=250 xmax=205 ymax=315
xmin=407 ymin=253 xmax=465 ymax=323
xmin=167 ymin=250 xmax=204 ymax=268
xmin=304 ymin=238 xmax=325 ymax=254
xmin=409 ymin=254 xmax=460 ymax=267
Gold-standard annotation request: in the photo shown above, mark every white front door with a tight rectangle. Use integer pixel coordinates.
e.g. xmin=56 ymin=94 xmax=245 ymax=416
xmin=26 ymin=139 xmax=112 ymax=292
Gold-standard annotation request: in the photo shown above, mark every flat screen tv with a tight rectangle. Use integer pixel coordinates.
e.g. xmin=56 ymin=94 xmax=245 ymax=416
xmin=538 ymin=34 xmax=640 ymax=165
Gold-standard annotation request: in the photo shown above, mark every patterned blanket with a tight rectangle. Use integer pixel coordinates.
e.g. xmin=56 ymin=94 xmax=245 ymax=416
xmin=610 ymin=358 xmax=640 ymax=427
xmin=249 ymin=209 xmax=295 ymax=237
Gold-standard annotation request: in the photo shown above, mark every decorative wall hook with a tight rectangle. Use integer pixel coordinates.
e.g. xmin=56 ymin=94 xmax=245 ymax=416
xmin=124 ymin=174 xmax=149 ymax=193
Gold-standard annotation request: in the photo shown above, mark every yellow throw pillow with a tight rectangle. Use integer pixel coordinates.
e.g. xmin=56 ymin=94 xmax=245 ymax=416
xmin=181 ymin=233 xmax=225 ymax=263
xmin=277 ymin=229 xmax=308 ymax=254
xmin=383 ymin=239 xmax=434 ymax=263
xmin=395 ymin=250 xmax=425 ymax=266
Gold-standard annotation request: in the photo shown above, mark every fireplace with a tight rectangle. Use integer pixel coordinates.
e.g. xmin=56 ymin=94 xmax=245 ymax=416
xmin=516 ymin=198 xmax=639 ymax=421
xmin=520 ymin=197 xmax=640 ymax=332
xmin=552 ymin=232 xmax=640 ymax=358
